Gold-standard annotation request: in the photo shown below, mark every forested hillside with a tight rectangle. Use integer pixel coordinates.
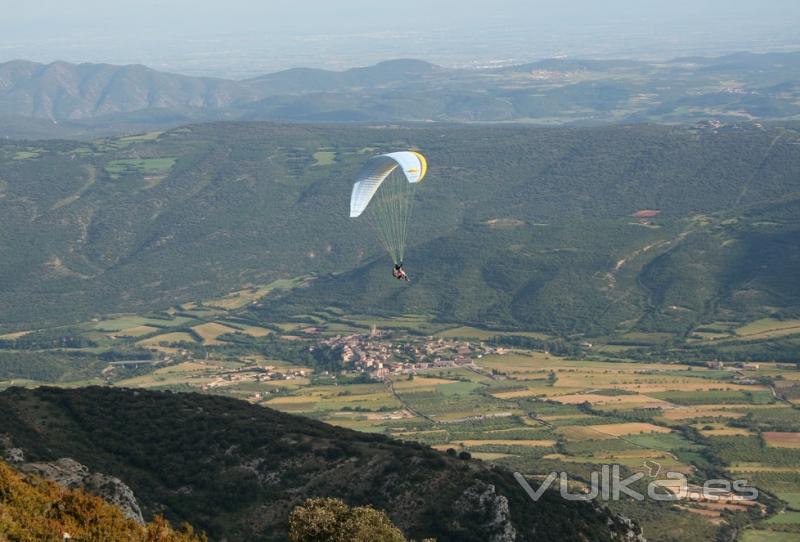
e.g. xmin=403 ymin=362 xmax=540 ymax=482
xmin=0 ymin=386 xmax=641 ymax=541
xmin=0 ymin=121 xmax=798 ymax=342
xmin=280 ymin=189 xmax=800 ymax=337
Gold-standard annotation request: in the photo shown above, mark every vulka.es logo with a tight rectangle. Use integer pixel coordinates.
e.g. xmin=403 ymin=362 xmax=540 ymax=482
xmin=514 ymin=465 xmax=759 ymax=502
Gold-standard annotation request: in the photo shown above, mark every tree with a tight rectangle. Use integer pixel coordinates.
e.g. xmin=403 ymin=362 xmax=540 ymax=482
xmin=288 ymin=497 xmax=407 ymax=542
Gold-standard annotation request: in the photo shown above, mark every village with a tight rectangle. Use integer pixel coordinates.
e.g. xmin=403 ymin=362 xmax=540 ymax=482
xmin=313 ymin=327 xmax=506 ymax=379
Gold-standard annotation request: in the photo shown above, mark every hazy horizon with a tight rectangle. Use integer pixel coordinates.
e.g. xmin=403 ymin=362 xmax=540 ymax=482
xmin=1 ymin=0 xmax=800 ymax=78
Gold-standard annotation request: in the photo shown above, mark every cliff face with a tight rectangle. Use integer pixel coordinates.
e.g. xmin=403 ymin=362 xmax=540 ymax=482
xmin=0 ymin=386 xmax=645 ymax=542
xmin=450 ymin=481 xmax=517 ymax=542
xmin=1 ymin=435 xmax=144 ymax=523
xmin=19 ymin=458 xmax=144 ymax=523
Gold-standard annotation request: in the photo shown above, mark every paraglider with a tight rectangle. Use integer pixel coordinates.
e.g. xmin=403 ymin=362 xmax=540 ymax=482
xmin=349 ymin=151 xmax=427 ymax=280
xmin=392 ymin=262 xmax=410 ymax=282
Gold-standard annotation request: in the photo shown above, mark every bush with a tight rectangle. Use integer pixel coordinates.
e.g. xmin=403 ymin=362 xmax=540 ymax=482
xmin=289 ymin=497 xmax=406 ymax=542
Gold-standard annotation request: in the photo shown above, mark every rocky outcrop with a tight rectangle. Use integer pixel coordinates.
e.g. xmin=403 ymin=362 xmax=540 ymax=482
xmin=17 ymin=458 xmax=144 ymax=524
xmin=609 ymin=512 xmax=647 ymax=542
xmin=1 ymin=435 xmax=143 ymax=523
xmin=0 ymin=434 xmax=24 ymax=463
xmin=15 ymin=457 xmax=144 ymax=523
xmin=451 ymin=481 xmax=517 ymax=542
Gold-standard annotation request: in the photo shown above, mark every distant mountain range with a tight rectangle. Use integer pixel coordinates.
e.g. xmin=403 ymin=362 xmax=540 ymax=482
xmin=0 ymin=59 xmax=251 ymax=118
xmin=1 ymin=52 xmax=800 ymax=138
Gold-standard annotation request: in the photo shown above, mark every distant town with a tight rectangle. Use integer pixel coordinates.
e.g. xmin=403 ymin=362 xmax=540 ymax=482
xmin=312 ymin=326 xmax=507 ymax=379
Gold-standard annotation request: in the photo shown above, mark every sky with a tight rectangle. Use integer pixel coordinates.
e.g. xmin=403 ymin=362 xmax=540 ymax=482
xmin=1 ymin=0 xmax=799 ymax=78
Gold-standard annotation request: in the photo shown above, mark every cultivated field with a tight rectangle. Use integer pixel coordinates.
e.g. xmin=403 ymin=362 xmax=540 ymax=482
xmin=763 ymin=432 xmax=800 ymax=448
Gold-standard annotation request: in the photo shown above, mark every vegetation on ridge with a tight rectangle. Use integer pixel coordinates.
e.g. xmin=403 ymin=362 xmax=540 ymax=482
xmin=0 ymin=459 xmax=205 ymax=542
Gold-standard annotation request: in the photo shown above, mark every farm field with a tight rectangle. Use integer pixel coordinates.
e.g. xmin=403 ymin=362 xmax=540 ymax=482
xmin=735 ymin=319 xmax=800 ymax=340
xmin=203 ymin=277 xmax=310 ymax=310
xmin=763 ymin=432 xmax=800 ymax=448
xmin=740 ymin=532 xmax=800 ymax=542
xmin=105 ymin=157 xmax=176 ymax=179
xmin=312 ymin=149 xmax=336 ymax=166
xmin=191 ymin=322 xmax=239 ymax=345
xmin=435 ymin=326 xmax=550 ymax=340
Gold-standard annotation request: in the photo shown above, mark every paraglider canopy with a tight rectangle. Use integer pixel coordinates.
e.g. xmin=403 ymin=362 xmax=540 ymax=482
xmin=349 ymin=152 xmax=427 ymax=217
xmin=349 ymin=151 xmax=428 ymax=265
